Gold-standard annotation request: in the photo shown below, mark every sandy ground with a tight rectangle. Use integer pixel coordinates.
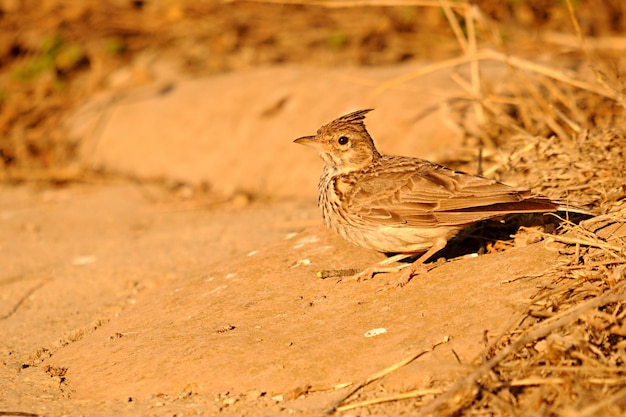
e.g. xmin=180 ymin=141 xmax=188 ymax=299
xmin=0 ymin=63 xmax=590 ymax=416
xmin=1 ymin=182 xmax=566 ymax=416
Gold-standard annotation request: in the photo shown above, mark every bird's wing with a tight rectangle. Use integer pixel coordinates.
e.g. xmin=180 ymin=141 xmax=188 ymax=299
xmin=342 ymin=156 xmax=555 ymax=227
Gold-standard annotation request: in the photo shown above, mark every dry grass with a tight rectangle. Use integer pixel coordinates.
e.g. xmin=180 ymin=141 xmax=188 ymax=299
xmin=427 ymin=212 xmax=626 ymax=417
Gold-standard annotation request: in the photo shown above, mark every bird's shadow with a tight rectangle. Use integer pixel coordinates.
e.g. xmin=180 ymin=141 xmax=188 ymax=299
xmin=387 ymin=212 xmax=591 ymax=265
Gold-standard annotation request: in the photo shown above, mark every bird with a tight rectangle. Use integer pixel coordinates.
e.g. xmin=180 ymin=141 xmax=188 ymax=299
xmin=293 ymin=108 xmax=584 ymax=287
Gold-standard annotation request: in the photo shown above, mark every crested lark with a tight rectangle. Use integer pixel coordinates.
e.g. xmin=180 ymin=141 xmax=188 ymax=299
xmin=294 ymin=108 xmax=579 ymax=286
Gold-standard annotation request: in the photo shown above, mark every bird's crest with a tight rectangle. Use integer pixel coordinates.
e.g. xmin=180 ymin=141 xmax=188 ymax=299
xmin=319 ymin=108 xmax=374 ymax=134
xmin=337 ymin=108 xmax=374 ymax=124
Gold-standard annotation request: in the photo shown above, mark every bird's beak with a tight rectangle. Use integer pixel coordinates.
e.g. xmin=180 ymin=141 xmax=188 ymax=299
xmin=293 ymin=135 xmax=324 ymax=151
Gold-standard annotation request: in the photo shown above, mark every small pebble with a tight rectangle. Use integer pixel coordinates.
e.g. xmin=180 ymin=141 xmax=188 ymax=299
xmin=223 ymin=397 xmax=237 ymax=406
xmin=364 ymin=328 xmax=387 ymax=338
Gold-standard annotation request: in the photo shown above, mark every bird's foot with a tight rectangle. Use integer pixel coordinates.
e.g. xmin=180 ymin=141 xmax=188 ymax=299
xmin=335 ymin=264 xmax=405 ymax=283
xmin=333 ymin=252 xmax=419 ymax=283
xmin=317 ymin=250 xmax=437 ymax=287
xmin=375 ymin=263 xmax=429 ymax=292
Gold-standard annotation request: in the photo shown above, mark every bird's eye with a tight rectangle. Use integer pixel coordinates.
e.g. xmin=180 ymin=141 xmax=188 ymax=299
xmin=337 ymin=136 xmax=349 ymax=145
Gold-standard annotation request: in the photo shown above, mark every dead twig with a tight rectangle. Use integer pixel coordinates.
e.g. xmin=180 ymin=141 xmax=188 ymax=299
xmin=336 ymin=388 xmax=445 ymax=412
xmin=325 ymin=337 xmax=449 ymax=414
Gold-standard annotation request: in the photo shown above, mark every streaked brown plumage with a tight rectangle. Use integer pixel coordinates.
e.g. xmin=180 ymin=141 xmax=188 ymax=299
xmin=294 ymin=109 xmax=564 ymax=285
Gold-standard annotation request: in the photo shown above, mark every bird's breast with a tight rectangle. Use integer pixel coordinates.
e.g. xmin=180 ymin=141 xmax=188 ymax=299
xmin=317 ymin=168 xmax=460 ymax=253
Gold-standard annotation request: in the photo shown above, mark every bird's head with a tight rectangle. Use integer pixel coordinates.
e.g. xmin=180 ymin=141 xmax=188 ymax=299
xmin=294 ymin=109 xmax=381 ymax=174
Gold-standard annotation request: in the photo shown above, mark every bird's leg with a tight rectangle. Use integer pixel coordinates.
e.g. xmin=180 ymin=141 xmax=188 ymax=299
xmin=322 ymin=239 xmax=447 ymax=285
xmin=381 ymin=239 xmax=447 ymax=289
xmin=338 ymin=239 xmax=447 ymax=284
xmin=344 ymin=252 xmax=418 ymax=282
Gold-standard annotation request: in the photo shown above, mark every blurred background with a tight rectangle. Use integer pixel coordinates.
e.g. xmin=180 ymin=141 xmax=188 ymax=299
xmin=1 ymin=0 xmax=625 ymax=181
